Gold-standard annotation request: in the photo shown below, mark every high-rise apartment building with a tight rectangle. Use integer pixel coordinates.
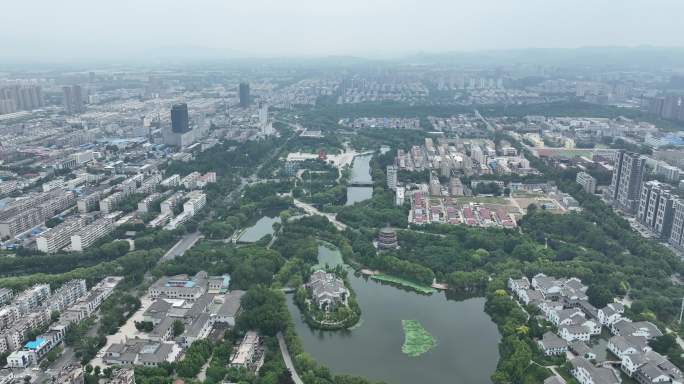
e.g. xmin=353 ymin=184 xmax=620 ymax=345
xmin=655 ymin=162 xmax=681 ymax=182
xmin=62 ymin=85 xmax=84 ymax=114
xmin=239 ymin=82 xmax=250 ymax=107
xmin=171 ymin=103 xmax=190 ymax=133
xmin=670 ymin=200 xmax=684 ymax=250
xmin=0 ymin=85 xmax=43 ymax=114
xmin=386 ymin=165 xmax=398 ymax=190
xmin=608 ymin=151 xmax=645 ymax=213
xmin=638 ymin=181 xmax=676 ymax=239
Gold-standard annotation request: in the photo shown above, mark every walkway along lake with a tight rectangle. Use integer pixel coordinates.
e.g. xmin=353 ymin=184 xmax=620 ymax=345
xmin=286 ymin=245 xmax=501 ymax=384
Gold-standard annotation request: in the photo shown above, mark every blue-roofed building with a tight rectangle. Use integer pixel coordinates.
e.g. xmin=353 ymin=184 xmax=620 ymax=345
xmin=149 ymin=271 xmax=208 ymax=301
xmin=24 ymin=338 xmax=46 ymax=350
xmin=208 ymin=274 xmax=231 ymax=294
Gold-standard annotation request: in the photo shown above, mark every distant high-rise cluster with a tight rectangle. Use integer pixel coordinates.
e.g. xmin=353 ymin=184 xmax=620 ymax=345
xmin=0 ymin=84 xmax=44 ymax=115
xmin=62 ymin=85 xmax=84 ymax=115
xmin=648 ymin=95 xmax=684 ymax=122
xmin=171 ymin=103 xmax=190 ymax=133
xmin=239 ymin=82 xmax=250 ymax=107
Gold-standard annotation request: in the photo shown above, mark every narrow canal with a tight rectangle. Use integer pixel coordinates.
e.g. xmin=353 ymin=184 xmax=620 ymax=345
xmin=346 ymin=154 xmax=373 ymax=205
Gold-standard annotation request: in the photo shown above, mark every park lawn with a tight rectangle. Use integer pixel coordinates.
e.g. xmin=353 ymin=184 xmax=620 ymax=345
xmin=401 ymin=319 xmax=436 ymax=357
xmin=370 ymin=274 xmax=436 ymax=294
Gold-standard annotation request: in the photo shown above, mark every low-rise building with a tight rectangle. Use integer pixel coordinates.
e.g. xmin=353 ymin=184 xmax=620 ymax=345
xmin=571 ymin=356 xmax=619 ymax=384
xmin=104 ymin=338 xmax=176 ymax=367
xmin=306 ymin=270 xmax=349 ymax=311
xmin=230 ymin=331 xmax=264 ymax=373
xmin=149 ymin=271 xmax=208 ymax=301
xmin=576 ymin=172 xmax=597 ymax=194
xmin=607 ymin=335 xmax=650 ymax=359
xmin=538 ymin=331 xmax=568 ymax=356
xmin=621 ymin=350 xmax=683 ymax=383
xmin=598 ymin=303 xmax=625 ymax=326
xmin=212 ymin=290 xmax=245 ymax=327
xmin=560 ymin=325 xmax=591 ymax=342
xmin=108 ymin=368 xmax=136 ymax=384
xmin=611 ymin=320 xmax=662 ymax=339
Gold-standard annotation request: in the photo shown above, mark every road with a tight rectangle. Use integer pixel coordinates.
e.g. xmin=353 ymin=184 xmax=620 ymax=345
xmin=293 ymin=199 xmax=347 ymax=231
xmin=474 ymin=109 xmax=497 ymax=132
xmin=44 ymin=315 xmax=101 ymax=382
xmin=159 ymin=231 xmax=203 ymax=263
xmin=277 ymin=332 xmax=304 ymax=384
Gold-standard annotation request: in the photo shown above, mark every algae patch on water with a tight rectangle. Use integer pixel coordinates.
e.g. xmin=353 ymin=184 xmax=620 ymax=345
xmin=401 ymin=319 xmax=436 ymax=357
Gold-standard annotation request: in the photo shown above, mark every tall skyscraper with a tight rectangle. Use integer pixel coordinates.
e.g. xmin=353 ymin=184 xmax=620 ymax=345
xmin=171 ymin=103 xmax=190 ymax=133
xmin=239 ymin=82 xmax=250 ymax=107
xmin=608 ymin=151 xmax=645 ymax=213
xmin=62 ymin=85 xmax=84 ymax=115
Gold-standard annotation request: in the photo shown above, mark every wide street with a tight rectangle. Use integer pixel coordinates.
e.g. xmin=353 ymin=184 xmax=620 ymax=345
xmin=159 ymin=231 xmax=203 ymax=264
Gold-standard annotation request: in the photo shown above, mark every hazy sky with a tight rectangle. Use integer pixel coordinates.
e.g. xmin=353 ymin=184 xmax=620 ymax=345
xmin=3 ymin=0 xmax=684 ymax=61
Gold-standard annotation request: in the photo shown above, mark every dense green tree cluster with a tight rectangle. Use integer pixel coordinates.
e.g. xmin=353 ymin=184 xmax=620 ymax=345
xmin=370 ymin=254 xmax=434 ymax=286
xmin=480 ymin=101 xmax=684 ymax=131
xmin=284 ymin=134 xmax=344 ymax=155
xmin=293 ymin=160 xmax=346 ymax=207
xmin=273 ymin=258 xmax=309 ymax=289
xmin=154 ymin=242 xmax=283 ymax=290
xmin=0 ymin=247 xmax=166 ymax=291
xmin=177 ymin=339 xmax=213 ymax=378
xmin=336 ymin=190 xmax=408 ymax=228
xmin=237 ymin=287 xmax=290 ymax=336
xmin=2 ymin=240 xmax=130 ymax=276
xmin=99 ymin=291 xmax=141 ymax=335
xmin=199 ymin=181 xmax=293 ymax=240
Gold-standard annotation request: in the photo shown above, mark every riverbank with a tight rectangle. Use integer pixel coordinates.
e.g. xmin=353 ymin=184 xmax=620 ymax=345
xmin=370 ymin=274 xmax=437 ymax=294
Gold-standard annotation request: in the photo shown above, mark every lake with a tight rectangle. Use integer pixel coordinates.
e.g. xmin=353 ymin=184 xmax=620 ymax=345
xmin=238 ymin=216 xmax=280 ymax=243
xmin=346 ymin=154 xmax=373 ymax=206
xmin=287 ymin=245 xmax=500 ymax=384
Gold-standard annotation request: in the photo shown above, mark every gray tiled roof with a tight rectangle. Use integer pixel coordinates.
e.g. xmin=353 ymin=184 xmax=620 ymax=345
xmin=539 ymin=331 xmax=568 ymax=349
xmin=217 ymin=290 xmax=246 ymax=317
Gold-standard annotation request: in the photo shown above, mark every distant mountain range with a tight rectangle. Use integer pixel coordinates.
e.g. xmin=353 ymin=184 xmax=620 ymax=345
xmin=2 ymin=46 xmax=684 ymax=70
xmin=399 ymin=46 xmax=684 ymax=69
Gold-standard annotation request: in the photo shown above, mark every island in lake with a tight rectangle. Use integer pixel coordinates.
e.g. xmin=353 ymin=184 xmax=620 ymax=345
xmin=401 ymin=319 xmax=437 ymax=357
